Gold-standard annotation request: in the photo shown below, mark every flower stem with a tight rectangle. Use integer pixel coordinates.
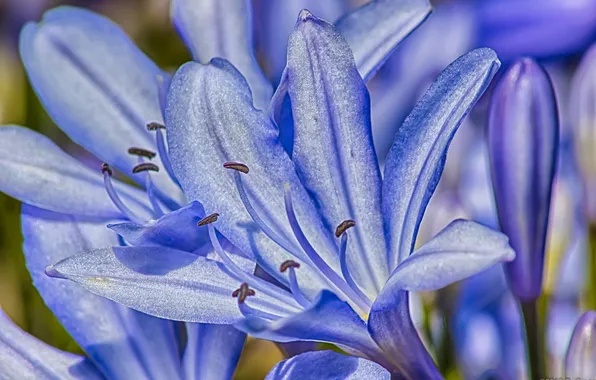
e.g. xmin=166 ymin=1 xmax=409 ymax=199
xmin=585 ymin=224 xmax=596 ymax=310
xmin=521 ymin=299 xmax=546 ymax=379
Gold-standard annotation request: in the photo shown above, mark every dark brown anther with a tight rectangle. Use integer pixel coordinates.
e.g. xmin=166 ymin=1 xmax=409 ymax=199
xmin=101 ymin=163 xmax=113 ymax=176
xmin=232 ymin=283 xmax=255 ymax=304
xmin=335 ymin=220 xmax=356 ymax=238
xmin=146 ymin=122 xmax=166 ymax=131
xmin=280 ymin=260 xmax=301 ymax=273
xmin=132 ymin=163 xmax=160 ymax=174
xmin=128 ymin=147 xmax=157 ymax=159
xmin=197 ymin=213 xmax=219 ymax=226
xmin=223 ymin=162 xmax=249 ymax=174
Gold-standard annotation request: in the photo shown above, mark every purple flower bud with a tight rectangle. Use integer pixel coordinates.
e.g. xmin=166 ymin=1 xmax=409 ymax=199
xmin=571 ymin=44 xmax=596 ymax=222
xmin=565 ymin=310 xmax=596 ymax=378
xmin=488 ymin=58 xmax=559 ymax=301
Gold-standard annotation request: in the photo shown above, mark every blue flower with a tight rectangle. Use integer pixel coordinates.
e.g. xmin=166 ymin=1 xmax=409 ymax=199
xmin=565 ymin=310 xmax=596 ymax=378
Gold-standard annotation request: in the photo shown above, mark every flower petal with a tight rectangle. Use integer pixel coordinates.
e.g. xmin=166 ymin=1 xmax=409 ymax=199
xmin=286 ymin=12 xmax=387 ymax=294
xmin=565 ymin=310 xmax=596 ymax=378
xmin=108 ymin=201 xmax=209 ymax=252
xmin=337 ymin=0 xmax=432 ymax=82
xmin=0 ymin=308 xmax=102 ymax=380
xmin=488 ymin=58 xmax=559 ymax=301
xmin=170 ymin=0 xmax=272 ymax=110
xmin=0 ymin=126 xmax=152 ymax=219
xmin=166 ymin=59 xmax=338 ymax=297
xmin=382 ymin=48 xmax=500 ymax=269
xmin=183 ymin=324 xmax=246 ymax=380
xmin=234 ymin=290 xmax=385 ymax=365
xmin=265 ymin=351 xmax=390 ymax=380
xmin=20 ymin=7 xmax=183 ymax=205
xmin=46 ymin=245 xmax=299 ymax=324
xmin=22 ymin=205 xmax=182 ymax=380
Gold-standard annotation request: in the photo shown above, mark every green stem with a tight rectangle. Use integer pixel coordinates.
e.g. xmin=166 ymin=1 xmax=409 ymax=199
xmin=586 ymin=224 xmax=596 ymax=310
xmin=521 ymin=299 xmax=546 ymax=380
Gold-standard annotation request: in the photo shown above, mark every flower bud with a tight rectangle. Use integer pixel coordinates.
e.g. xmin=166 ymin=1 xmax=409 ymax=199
xmin=565 ymin=311 xmax=596 ymax=378
xmin=488 ymin=58 xmax=559 ymax=301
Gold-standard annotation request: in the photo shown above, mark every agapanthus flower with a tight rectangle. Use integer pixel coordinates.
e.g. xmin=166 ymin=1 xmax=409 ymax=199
xmin=565 ymin=310 xmax=596 ymax=377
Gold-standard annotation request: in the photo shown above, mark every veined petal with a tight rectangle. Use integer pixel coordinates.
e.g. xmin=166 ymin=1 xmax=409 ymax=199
xmin=22 ymin=205 xmax=182 ymax=380
xmin=0 ymin=309 xmax=102 ymax=380
xmin=565 ymin=310 xmax=596 ymax=378
xmin=382 ymin=48 xmax=500 ymax=269
xmin=109 ymin=201 xmax=209 ymax=252
xmin=337 ymin=0 xmax=432 ymax=82
xmin=170 ymin=0 xmax=272 ymax=110
xmin=183 ymin=324 xmax=245 ymax=380
xmin=488 ymin=58 xmax=559 ymax=301
xmin=265 ymin=351 xmax=390 ymax=380
xmin=46 ymin=245 xmax=300 ymax=324
xmin=235 ymin=290 xmax=385 ymax=365
xmin=287 ymin=12 xmax=387 ymax=294
xmin=20 ymin=7 xmax=184 ymax=205
xmin=0 ymin=126 xmax=152 ymax=219
xmin=166 ymin=59 xmax=338 ymax=297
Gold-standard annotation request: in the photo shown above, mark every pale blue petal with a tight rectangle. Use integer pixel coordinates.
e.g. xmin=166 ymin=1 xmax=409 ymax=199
xmin=183 ymin=324 xmax=245 ymax=380
xmin=108 ymin=201 xmax=209 ymax=252
xmin=46 ymin=245 xmax=300 ymax=324
xmin=170 ymin=0 xmax=272 ymax=110
xmin=337 ymin=0 xmax=432 ymax=82
xmin=22 ymin=205 xmax=182 ymax=380
xmin=235 ymin=290 xmax=386 ymax=366
xmin=0 ymin=309 xmax=102 ymax=380
xmin=565 ymin=310 xmax=596 ymax=378
xmin=20 ymin=7 xmax=184 ymax=205
xmin=286 ymin=12 xmax=387 ymax=295
xmin=265 ymin=351 xmax=390 ymax=380
xmin=166 ymin=59 xmax=338 ymax=298
xmin=382 ymin=48 xmax=500 ymax=269
xmin=0 ymin=126 xmax=152 ymax=219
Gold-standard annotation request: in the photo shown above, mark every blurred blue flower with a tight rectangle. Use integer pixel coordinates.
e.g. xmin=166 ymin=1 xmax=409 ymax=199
xmin=565 ymin=310 xmax=596 ymax=377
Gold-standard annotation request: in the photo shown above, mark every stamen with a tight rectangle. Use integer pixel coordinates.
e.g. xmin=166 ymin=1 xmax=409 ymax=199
xmin=128 ymin=147 xmax=157 ymax=159
xmin=142 ymin=164 xmax=164 ymax=218
xmin=147 ymin=122 xmax=182 ymax=187
xmin=224 ymin=162 xmax=249 ymax=174
xmin=337 ymin=224 xmax=372 ymax=306
xmin=232 ymin=283 xmax=255 ymax=303
xmin=284 ymin=183 xmax=371 ymax=312
xmin=335 ymin=220 xmax=356 ymax=238
xmin=280 ymin=260 xmax=310 ymax=308
xmin=132 ymin=163 xmax=159 ymax=173
xmin=232 ymin=283 xmax=280 ymax=320
xmin=198 ymin=213 xmax=219 ymax=226
xmin=225 ymin=165 xmax=298 ymax=256
xmin=101 ymin=163 xmax=145 ymax=225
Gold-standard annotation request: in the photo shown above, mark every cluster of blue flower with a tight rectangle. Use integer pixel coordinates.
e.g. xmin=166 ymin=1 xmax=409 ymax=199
xmin=1 ymin=0 xmax=596 ymax=379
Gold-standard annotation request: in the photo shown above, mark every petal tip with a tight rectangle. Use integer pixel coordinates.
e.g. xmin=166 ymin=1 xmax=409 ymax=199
xmin=297 ymin=9 xmax=316 ymax=23
xmin=45 ymin=265 xmax=66 ymax=279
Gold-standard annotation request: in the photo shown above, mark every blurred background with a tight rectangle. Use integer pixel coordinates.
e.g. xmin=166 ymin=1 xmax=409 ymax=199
xmin=1 ymin=0 xmax=596 ymax=378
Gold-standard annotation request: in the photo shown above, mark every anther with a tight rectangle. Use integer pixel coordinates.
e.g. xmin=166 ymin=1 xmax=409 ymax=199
xmin=223 ymin=162 xmax=249 ymax=174
xmin=132 ymin=163 xmax=159 ymax=174
xmin=335 ymin=220 xmax=356 ymax=238
xmin=128 ymin=147 xmax=157 ymax=159
xmin=232 ymin=283 xmax=255 ymax=304
xmin=198 ymin=213 xmax=219 ymax=226
xmin=146 ymin=122 xmax=166 ymax=131
xmin=280 ymin=260 xmax=300 ymax=273
xmin=101 ymin=163 xmax=113 ymax=176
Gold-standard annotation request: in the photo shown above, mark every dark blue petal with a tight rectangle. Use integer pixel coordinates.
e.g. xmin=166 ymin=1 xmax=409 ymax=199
xmin=382 ymin=48 xmax=500 ymax=270
xmin=488 ymin=58 xmax=559 ymax=301
xmin=0 ymin=126 xmax=152 ymax=219
xmin=170 ymin=0 xmax=272 ymax=110
xmin=109 ymin=201 xmax=209 ymax=252
xmin=257 ymin=0 xmax=346 ymax=82
xmin=22 ymin=205 xmax=182 ymax=380
xmin=265 ymin=351 xmax=390 ymax=380
xmin=337 ymin=0 xmax=432 ymax=82
xmin=235 ymin=290 xmax=386 ymax=366
xmin=286 ymin=11 xmax=387 ymax=295
xmin=0 ymin=309 xmax=102 ymax=380
xmin=20 ymin=7 xmax=184 ymax=205
xmin=166 ymin=59 xmax=338 ymax=297
xmin=565 ymin=310 xmax=596 ymax=378
xmin=47 ymin=245 xmax=299 ymax=323
xmin=183 ymin=324 xmax=245 ymax=380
